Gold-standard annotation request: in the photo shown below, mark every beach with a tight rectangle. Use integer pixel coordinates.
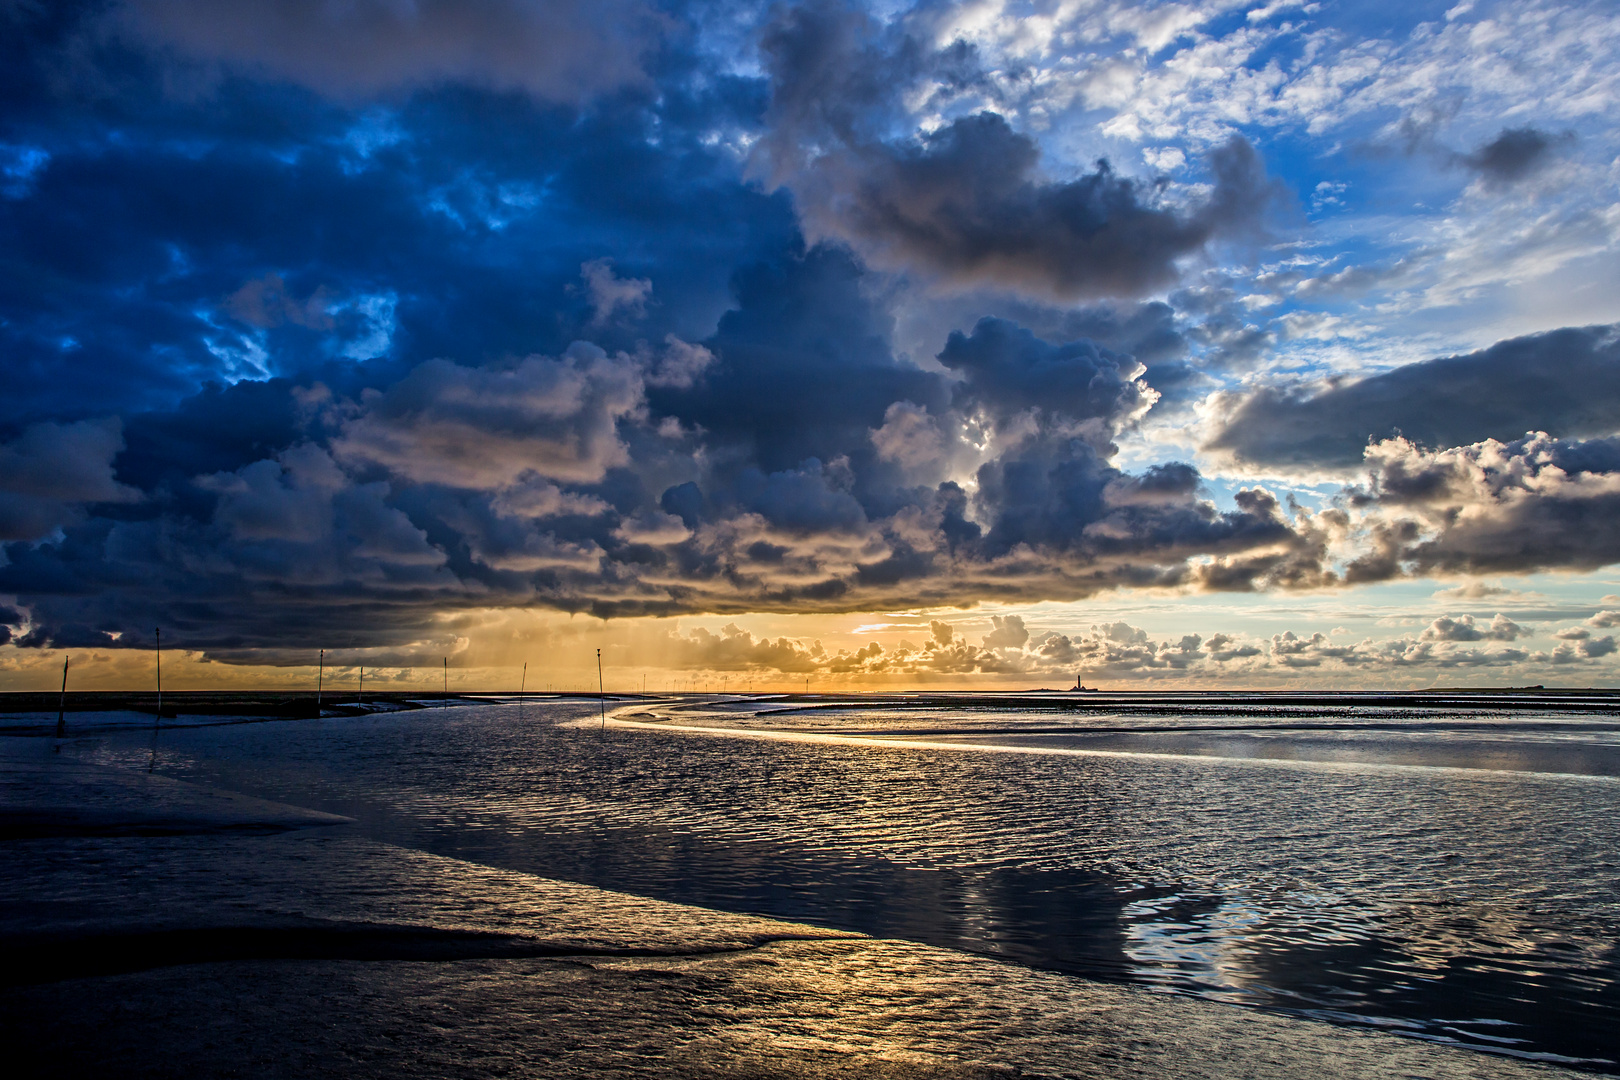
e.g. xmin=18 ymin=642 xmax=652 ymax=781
xmin=0 ymin=746 xmax=1588 ymax=1079
xmin=4 ymin=695 xmax=1617 ymax=1076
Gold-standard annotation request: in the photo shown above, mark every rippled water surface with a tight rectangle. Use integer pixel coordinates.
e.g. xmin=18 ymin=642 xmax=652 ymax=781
xmin=71 ymin=695 xmax=1620 ymax=1070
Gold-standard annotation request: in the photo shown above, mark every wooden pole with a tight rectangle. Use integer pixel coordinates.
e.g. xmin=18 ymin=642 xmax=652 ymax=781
xmin=520 ymin=661 xmax=527 ymax=717
xmin=597 ymin=649 xmax=606 ymax=731
xmin=442 ymin=657 xmax=448 ymax=708
xmin=358 ymin=665 xmax=364 ymax=705
xmin=149 ymin=627 xmax=162 ymax=773
xmin=317 ymin=649 xmax=323 ymax=712
xmin=55 ymin=655 xmax=69 ymax=739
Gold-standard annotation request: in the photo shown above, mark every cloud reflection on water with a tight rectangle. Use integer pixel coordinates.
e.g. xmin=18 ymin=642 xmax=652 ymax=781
xmin=77 ymin=697 xmax=1620 ymax=1069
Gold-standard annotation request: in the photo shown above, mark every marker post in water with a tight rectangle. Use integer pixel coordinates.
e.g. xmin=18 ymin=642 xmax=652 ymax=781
xmin=597 ymin=649 xmax=606 ymax=731
xmin=55 ymin=655 xmax=69 ymax=740
xmin=149 ymin=627 xmax=162 ymax=773
xmin=317 ymin=649 xmax=323 ymax=713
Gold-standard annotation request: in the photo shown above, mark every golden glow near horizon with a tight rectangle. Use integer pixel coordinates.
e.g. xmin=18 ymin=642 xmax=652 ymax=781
xmin=5 ymin=566 xmax=1618 ymax=692
xmin=6 ymin=2 xmax=1620 ymax=699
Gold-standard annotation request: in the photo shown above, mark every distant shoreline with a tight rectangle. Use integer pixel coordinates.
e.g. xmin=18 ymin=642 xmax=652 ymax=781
xmin=3 ymin=685 xmax=1618 ymax=721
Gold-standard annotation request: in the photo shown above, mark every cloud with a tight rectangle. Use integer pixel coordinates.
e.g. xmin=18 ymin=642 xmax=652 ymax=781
xmin=940 ymin=316 xmax=1155 ymax=432
xmin=1204 ymin=324 xmax=1620 ymax=469
xmin=0 ymin=6 xmax=798 ymax=425
xmin=1341 ymin=432 xmax=1620 ymax=579
xmin=333 ymin=344 xmax=645 ymax=488
xmin=642 ymin=337 xmax=716 ymax=391
xmin=940 ymin=298 xmax=1202 ymax=407
xmin=113 ymin=0 xmax=663 ymax=104
xmin=224 ymin=273 xmax=336 ymax=331
xmin=198 ymin=443 xmax=449 ymax=584
xmin=913 ymin=317 xmax=1314 ymax=578
xmin=660 ymin=246 xmax=948 ymax=479
xmin=870 ymin=401 xmax=946 ymax=473
xmin=580 ymin=259 xmax=652 ymax=327
xmin=1267 ymin=628 xmax=1532 ymax=671
xmin=981 ymin=614 xmax=1028 ymax=649
xmin=1455 ymin=127 xmax=1572 ymax=186
xmin=1584 ymin=635 xmax=1618 ymax=658
xmin=624 ymin=612 xmax=1605 ymax=684
xmin=755 ymin=2 xmax=1285 ymax=299
xmin=0 ymin=419 xmax=139 ymax=541
xmin=1419 ymin=613 xmax=1526 ymax=642
xmin=3 ymin=1 xmax=1617 ymax=670
xmin=27 ymin=222 xmax=1620 ymax=659
xmin=1206 ymin=632 xmax=1263 ymax=662
xmin=1 ymin=305 xmax=1339 ymax=651
xmin=1431 ymin=581 xmax=1534 ymax=601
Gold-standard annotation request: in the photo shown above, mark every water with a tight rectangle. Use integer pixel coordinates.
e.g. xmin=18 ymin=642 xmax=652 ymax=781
xmin=58 ymin=694 xmax=1620 ymax=1070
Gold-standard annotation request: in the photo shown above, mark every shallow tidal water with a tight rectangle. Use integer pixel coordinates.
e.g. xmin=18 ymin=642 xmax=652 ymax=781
xmin=59 ymin=695 xmax=1620 ymax=1071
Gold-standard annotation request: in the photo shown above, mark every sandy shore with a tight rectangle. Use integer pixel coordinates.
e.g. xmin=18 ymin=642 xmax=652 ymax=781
xmin=0 ymin=751 xmax=1583 ymax=1079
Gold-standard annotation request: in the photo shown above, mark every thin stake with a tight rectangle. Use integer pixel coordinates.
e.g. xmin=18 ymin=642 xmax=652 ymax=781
xmin=358 ymin=665 xmax=364 ymax=706
xmin=317 ymin=649 xmax=324 ymax=712
xmin=55 ymin=655 xmax=69 ymax=740
xmin=520 ymin=661 xmax=527 ymax=717
xmin=443 ymin=657 xmax=448 ymax=708
xmin=597 ymin=648 xmax=606 ymax=731
xmin=149 ymin=627 xmax=162 ymax=773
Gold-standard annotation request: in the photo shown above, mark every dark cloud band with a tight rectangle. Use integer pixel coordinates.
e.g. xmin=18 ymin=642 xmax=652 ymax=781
xmin=1204 ymin=324 xmax=1620 ymax=469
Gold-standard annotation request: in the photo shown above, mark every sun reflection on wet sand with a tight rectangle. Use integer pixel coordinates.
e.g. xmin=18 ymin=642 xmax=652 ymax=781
xmin=0 ymin=816 xmax=1584 ymax=1079
xmin=23 ymin=695 xmax=1620 ymax=1071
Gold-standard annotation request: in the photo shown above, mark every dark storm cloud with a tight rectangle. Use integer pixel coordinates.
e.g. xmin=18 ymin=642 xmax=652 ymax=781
xmin=0 ymin=419 xmax=138 ymax=541
xmin=897 ymin=296 xmax=1202 ymax=408
xmin=1027 ymin=299 xmax=1205 ymax=406
xmin=1 ymin=277 xmax=1334 ymax=653
xmin=15 ymin=0 xmax=1613 ymax=664
xmin=968 ymin=436 xmax=1307 ymax=570
xmin=918 ymin=319 xmax=1322 ymax=588
xmin=112 ymin=0 xmax=664 ymax=104
xmin=0 ymin=19 xmax=796 ymax=421
xmin=756 ymin=1 xmax=1285 ymax=299
xmin=939 ymin=316 xmax=1153 ymax=427
xmin=657 ymin=245 xmax=945 ymax=481
xmin=1205 ymin=324 xmax=1620 ymax=469
xmin=1046 ymin=302 xmax=1189 ymax=371
xmin=1456 ymin=126 xmax=1572 ymax=186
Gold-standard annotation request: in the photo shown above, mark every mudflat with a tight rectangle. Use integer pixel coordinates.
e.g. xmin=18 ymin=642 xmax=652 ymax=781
xmin=0 ymin=746 xmax=1582 ymax=1079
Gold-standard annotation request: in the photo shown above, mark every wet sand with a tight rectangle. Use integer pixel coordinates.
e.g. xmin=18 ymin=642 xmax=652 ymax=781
xmin=0 ymin=751 xmax=1585 ymax=1079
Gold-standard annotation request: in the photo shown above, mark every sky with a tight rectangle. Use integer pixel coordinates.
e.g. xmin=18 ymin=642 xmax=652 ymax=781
xmin=3 ymin=0 xmax=1620 ymax=692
